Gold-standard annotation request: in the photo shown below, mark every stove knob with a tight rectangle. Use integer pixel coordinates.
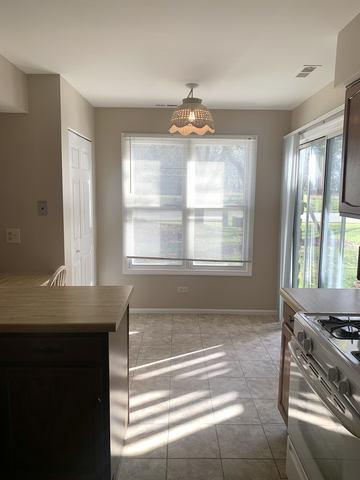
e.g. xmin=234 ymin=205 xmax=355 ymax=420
xmin=297 ymin=330 xmax=305 ymax=343
xmin=338 ymin=379 xmax=351 ymax=396
xmin=303 ymin=338 xmax=313 ymax=353
xmin=327 ymin=366 xmax=339 ymax=382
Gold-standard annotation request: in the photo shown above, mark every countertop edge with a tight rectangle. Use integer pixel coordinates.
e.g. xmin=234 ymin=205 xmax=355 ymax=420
xmin=280 ymin=287 xmax=360 ymax=315
xmin=0 ymin=285 xmax=134 ymax=334
xmin=280 ymin=288 xmax=304 ymax=312
xmin=112 ymin=285 xmax=134 ymax=332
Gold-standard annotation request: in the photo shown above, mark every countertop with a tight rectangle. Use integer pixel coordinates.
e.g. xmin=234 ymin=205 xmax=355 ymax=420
xmin=280 ymin=287 xmax=360 ymax=314
xmin=0 ymin=286 xmax=133 ymax=333
xmin=0 ymin=273 xmax=50 ymax=286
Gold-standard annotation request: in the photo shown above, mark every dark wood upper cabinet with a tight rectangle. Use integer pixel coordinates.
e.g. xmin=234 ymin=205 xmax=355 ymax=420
xmin=340 ymin=78 xmax=360 ymax=218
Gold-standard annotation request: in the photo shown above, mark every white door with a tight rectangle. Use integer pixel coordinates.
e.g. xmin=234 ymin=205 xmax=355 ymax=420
xmin=69 ymin=131 xmax=95 ymax=286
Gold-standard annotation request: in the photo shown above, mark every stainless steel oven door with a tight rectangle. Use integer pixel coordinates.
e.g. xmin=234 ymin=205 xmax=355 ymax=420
xmin=288 ymin=340 xmax=360 ymax=480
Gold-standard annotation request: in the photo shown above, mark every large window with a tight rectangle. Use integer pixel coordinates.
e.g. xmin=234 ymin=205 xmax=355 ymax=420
xmin=293 ymin=132 xmax=360 ymax=288
xmin=122 ymin=135 xmax=257 ymax=274
xmin=293 ymin=138 xmax=326 ymax=287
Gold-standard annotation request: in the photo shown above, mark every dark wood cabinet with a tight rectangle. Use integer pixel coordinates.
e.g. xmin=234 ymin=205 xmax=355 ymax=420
xmin=340 ymin=78 xmax=360 ymax=218
xmin=0 ymin=308 xmax=129 ymax=480
xmin=0 ymin=334 xmax=110 ymax=480
xmin=278 ymin=302 xmax=295 ymax=425
xmin=0 ymin=365 xmax=109 ymax=480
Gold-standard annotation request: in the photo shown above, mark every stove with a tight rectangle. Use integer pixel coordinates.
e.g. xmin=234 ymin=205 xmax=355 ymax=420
xmin=296 ymin=313 xmax=360 ymax=367
xmin=288 ymin=312 xmax=360 ymax=480
xmin=293 ymin=312 xmax=360 ymax=409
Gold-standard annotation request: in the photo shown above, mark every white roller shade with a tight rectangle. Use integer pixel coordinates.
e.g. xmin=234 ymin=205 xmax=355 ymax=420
xmin=122 ymin=135 xmax=257 ymax=269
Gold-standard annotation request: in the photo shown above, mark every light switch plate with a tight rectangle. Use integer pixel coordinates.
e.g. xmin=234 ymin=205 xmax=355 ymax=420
xmin=6 ymin=228 xmax=21 ymax=244
xmin=37 ymin=200 xmax=48 ymax=216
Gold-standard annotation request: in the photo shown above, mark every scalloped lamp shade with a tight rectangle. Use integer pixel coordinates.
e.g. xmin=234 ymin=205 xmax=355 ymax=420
xmin=169 ymin=97 xmax=215 ymax=136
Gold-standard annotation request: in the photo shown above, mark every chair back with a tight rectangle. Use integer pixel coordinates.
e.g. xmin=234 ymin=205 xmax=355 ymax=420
xmin=47 ymin=265 xmax=67 ymax=286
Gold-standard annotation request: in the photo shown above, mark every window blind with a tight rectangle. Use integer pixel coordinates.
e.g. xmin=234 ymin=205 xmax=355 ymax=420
xmin=122 ymin=135 xmax=257 ymax=271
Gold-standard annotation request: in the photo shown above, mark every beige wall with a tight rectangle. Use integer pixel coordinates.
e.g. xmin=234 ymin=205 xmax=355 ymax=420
xmin=95 ymin=108 xmax=291 ymax=310
xmin=60 ymin=77 xmax=95 ymax=281
xmin=0 ymin=75 xmax=64 ymax=273
xmin=0 ymin=54 xmax=28 ymax=113
xmin=335 ymin=12 xmax=360 ymax=87
xmin=291 ymin=82 xmax=345 ymax=131
xmin=0 ymin=74 xmax=95 ymax=276
xmin=292 ymin=11 xmax=360 ymax=130
xmin=292 ymin=11 xmax=360 ymax=131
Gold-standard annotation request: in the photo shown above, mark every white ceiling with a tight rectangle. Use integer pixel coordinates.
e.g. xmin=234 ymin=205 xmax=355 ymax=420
xmin=0 ymin=0 xmax=359 ymax=109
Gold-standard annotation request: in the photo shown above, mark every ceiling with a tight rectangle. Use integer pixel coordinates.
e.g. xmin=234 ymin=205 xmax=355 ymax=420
xmin=0 ymin=0 xmax=359 ymax=110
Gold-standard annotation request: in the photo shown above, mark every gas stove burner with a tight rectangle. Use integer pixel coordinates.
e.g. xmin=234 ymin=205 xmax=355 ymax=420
xmin=332 ymin=324 xmax=360 ymax=339
xmin=319 ymin=315 xmax=360 ymax=340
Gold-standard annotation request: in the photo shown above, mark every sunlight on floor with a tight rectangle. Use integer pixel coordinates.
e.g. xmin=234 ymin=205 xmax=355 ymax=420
xmin=122 ymin=313 xmax=286 ymax=480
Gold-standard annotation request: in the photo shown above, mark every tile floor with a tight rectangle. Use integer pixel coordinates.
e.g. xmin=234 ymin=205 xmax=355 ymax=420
xmin=120 ymin=313 xmax=287 ymax=480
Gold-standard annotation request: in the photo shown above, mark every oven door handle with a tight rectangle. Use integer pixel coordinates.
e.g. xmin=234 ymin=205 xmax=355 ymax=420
xmin=289 ymin=340 xmax=360 ymax=438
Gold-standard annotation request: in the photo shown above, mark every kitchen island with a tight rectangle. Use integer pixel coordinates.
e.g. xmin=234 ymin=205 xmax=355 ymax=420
xmin=0 ymin=286 xmax=133 ymax=480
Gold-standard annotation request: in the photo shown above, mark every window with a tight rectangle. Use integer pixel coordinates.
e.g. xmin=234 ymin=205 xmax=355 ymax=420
xmin=321 ymin=135 xmax=360 ymax=287
xmin=293 ymin=131 xmax=360 ymax=288
xmin=122 ymin=135 xmax=257 ymax=275
xmin=293 ymin=138 xmax=326 ymax=287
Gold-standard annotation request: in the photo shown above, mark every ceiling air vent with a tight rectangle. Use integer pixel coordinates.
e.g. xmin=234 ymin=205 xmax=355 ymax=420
xmin=296 ymin=65 xmax=322 ymax=78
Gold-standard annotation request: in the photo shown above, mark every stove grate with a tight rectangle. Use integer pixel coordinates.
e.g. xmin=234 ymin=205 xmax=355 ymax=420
xmin=351 ymin=351 xmax=360 ymax=361
xmin=319 ymin=316 xmax=360 ymax=339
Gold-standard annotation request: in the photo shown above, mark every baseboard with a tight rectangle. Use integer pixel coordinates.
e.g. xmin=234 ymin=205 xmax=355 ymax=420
xmin=130 ymin=308 xmax=277 ymax=316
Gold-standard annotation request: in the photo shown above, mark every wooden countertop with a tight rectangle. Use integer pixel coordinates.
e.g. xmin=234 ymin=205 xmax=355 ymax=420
xmin=0 ymin=273 xmax=50 ymax=286
xmin=281 ymin=288 xmax=360 ymax=314
xmin=0 ymin=286 xmax=133 ymax=333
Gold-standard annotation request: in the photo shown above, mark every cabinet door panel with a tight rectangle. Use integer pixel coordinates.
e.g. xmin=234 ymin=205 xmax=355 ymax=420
xmin=283 ymin=302 xmax=295 ymax=332
xmin=0 ymin=367 xmax=109 ymax=480
xmin=278 ymin=320 xmax=293 ymax=425
xmin=340 ymin=79 xmax=360 ymax=217
xmin=343 ymin=92 xmax=360 ymax=207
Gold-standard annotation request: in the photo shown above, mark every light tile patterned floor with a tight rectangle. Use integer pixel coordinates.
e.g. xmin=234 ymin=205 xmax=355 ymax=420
xmin=120 ymin=313 xmax=287 ymax=480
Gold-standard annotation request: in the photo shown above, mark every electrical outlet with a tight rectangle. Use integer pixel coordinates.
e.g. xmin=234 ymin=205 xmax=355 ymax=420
xmin=37 ymin=200 xmax=48 ymax=216
xmin=6 ymin=228 xmax=21 ymax=244
xmin=177 ymin=286 xmax=189 ymax=293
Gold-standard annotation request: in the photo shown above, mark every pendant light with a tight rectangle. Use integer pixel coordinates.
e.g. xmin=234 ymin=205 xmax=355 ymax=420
xmin=169 ymin=83 xmax=215 ymax=136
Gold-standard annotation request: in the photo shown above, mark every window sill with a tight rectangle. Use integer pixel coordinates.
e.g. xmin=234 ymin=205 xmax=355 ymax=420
xmin=122 ymin=266 xmax=252 ymax=277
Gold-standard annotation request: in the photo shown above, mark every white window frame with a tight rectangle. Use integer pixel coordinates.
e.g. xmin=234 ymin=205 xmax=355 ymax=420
xmin=121 ymin=133 xmax=257 ymax=276
xmin=292 ymin=113 xmax=344 ymax=287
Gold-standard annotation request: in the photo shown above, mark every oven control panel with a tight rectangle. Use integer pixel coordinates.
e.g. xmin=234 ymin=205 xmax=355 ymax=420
xmin=294 ymin=312 xmax=360 ymax=409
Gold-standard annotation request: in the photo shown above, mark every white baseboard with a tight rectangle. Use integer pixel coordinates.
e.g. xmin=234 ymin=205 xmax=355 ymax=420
xmin=130 ymin=308 xmax=277 ymax=316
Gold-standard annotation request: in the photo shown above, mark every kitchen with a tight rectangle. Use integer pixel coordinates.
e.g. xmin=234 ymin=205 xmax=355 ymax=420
xmin=1 ymin=2 xmax=360 ymax=480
